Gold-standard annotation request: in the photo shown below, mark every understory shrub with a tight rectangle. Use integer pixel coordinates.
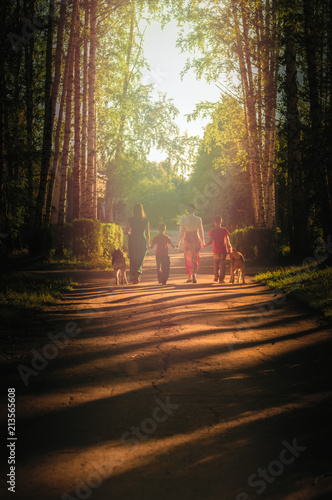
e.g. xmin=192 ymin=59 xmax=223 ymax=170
xmin=49 ymin=219 xmax=124 ymax=260
xmin=72 ymin=219 xmax=124 ymax=260
xmin=230 ymin=227 xmax=277 ymax=262
xmin=102 ymin=223 xmax=124 ymax=259
xmin=72 ymin=219 xmax=103 ymax=258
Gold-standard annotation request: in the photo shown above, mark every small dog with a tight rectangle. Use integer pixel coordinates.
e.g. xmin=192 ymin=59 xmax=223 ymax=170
xmin=112 ymin=249 xmax=128 ymax=285
xmin=229 ymin=248 xmax=245 ymax=284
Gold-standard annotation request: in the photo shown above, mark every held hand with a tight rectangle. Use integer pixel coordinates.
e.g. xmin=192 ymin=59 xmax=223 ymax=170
xmin=175 ymin=245 xmax=179 ymax=251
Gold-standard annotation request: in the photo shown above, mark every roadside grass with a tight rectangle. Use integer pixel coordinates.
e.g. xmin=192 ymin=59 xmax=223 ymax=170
xmin=253 ymin=265 xmax=332 ymax=319
xmin=0 ymin=272 xmax=74 ymax=326
xmin=7 ymin=250 xmax=116 ymax=271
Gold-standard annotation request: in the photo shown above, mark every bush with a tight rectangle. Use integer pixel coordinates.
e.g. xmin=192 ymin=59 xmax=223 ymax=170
xmin=102 ymin=223 xmax=124 ymax=259
xmin=230 ymin=227 xmax=277 ymax=262
xmin=72 ymin=219 xmax=103 ymax=258
xmin=71 ymin=219 xmax=124 ymax=260
xmin=47 ymin=219 xmax=125 ymax=261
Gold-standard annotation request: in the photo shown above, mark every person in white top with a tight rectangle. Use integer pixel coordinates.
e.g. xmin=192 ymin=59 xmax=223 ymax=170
xmin=176 ymin=203 xmax=205 ymax=283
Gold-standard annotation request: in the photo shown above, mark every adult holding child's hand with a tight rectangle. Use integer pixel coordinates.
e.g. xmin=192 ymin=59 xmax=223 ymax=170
xmin=177 ymin=203 xmax=205 ymax=283
xmin=125 ymin=203 xmax=150 ymax=284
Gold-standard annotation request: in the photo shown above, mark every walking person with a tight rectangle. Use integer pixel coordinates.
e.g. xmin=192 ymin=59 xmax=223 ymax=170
xmin=176 ymin=203 xmax=205 ymax=283
xmin=203 ymin=215 xmax=231 ymax=283
xmin=125 ymin=203 xmax=150 ymax=284
xmin=150 ymin=223 xmax=177 ymax=285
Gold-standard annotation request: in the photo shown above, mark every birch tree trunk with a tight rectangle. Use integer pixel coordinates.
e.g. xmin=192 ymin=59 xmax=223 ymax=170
xmin=44 ymin=0 xmax=69 ymax=225
xmin=86 ymin=0 xmax=97 ymax=219
xmin=58 ymin=45 xmax=74 ymax=227
xmin=80 ymin=0 xmax=89 ymax=218
xmin=232 ymin=0 xmax=265 ymax=227
xmin=231 ymin=0 xmax=278 ymax=228
xmin=73 ymin=0 xmax=81 ymax=220
xmin=51 ymin=0 xmax=66 ymax=128
xmin=33 ymin=0 xmax=55 ymax=250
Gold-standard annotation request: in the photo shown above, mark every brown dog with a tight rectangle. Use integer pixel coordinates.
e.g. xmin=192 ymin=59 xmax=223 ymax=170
xmin=112 ymin=249 xmax=128 ymax=285
xmin=229 ymin=248 xmax=245 ymax=284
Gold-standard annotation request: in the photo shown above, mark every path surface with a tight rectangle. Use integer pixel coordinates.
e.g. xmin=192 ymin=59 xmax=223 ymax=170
xmin=1 ymin=250 xmax=332 ymax=500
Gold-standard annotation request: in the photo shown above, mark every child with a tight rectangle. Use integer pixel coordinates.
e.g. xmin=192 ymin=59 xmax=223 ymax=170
xmin=150 ymin=223 xmax=176 ymax=285
xmin=203 ymin=216 xmax=232 ymax=283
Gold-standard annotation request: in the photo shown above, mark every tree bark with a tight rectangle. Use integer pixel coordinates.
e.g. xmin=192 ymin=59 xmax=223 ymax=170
xmin=45 ymin=27 xmax=74 ymax=226
xmin=285 ymin=28 xmax=307 ymax=256
xmin=86 ymin=0 xmax=97 ymax=219
xmin=303 ymin=0 xmax=332 ymax=239
xmin=232 ymin=0 xmax=265 ymax=227
xmin=33 ymin=0 xmax=55 ymax=244
xmin=73 ymin=0 xmax=81 ymax=220
xmin=58 ymin=43 xmax=74 ymax=227
xmin=80 ymin=0 xmax=89 ymax=218
xmin=23 ymin=0 xmax=35 ymax=225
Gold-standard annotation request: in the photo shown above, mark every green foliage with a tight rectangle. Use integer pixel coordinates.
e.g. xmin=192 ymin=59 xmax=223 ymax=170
xmin=102 ymin=223 xmax=124 ymax=258
xmin=72 ymin=219 xmax=103 ymax=258
xmin=230 ymin=227 xmax=277 ymax=262
xmin=254 ymin=265 xmax=332 ymax=319
xmin=72 ymin=219 xmax=123 ymax=260
xmin=127 ymin=160 xmax=187 ymax=227
xmin=187 ymin=97 xmax=252 ymax=228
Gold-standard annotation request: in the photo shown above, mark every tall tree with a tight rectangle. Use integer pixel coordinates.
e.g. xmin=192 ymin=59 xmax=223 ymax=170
xmin=44 ymin=0 xmax=68 ymax=225
xmin=86 ymin=0 xmax=97 ymax=219
xmin=177 ymin=0 xmax=280 ymax=228
xmin=33 ymin=0 xmax=55 ymax=245
xmin=80 ymin=0 xmax=89 ymax=218
xmin=58 ymin=36 xmax=74 ymax=227
xmin=303 ymin=0 xmax=332 ymax=239
xmin=284 ymin=19 xmax=307 ymax=255
xmin=105 ymin=0 xmax=136 ymax=221
xmin=73 ymin=0 xmax=81 ymax=220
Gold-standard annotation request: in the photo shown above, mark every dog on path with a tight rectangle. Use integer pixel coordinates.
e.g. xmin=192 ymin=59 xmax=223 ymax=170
xmin=112 ymin=249 xmax=128 ymax=285
xmin=229 ymin=248 xmax=245 ymax=284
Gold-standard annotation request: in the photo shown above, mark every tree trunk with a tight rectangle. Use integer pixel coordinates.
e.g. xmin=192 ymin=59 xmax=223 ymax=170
xmin=80 ymin=0 xmax=89 ymax=218
xmin=33 ymin=0 xmax=55 ymax=246
xmin=73 ymin=0 xmax=81 ymax=220
xmin=58 ymin=43 xmax=74 ymax=227
xmin=45 ymin=28 xmax=74 ymax=226
xmin=23 ymin=0 xmax=35 ymax=225
xmin=303 ymin=0 xmax=332 ymax=239
xmin=285 ymin=28 xmax=307 ymax=256
xmin=51 ymin=0 xmax=66 ymax=128
xmin=86 ymin=0 xmax=97 ymax=219
xmin=232 ymin=0 xmax=265 ymax=227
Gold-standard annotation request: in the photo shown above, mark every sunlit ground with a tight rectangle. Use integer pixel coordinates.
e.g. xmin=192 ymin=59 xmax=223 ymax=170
xmin=1 ymin=251 xmax=332 ymax=500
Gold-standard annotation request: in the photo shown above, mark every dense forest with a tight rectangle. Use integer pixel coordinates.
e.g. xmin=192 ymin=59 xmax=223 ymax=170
xmin=0 ymin=0 xmax=331 ymax=259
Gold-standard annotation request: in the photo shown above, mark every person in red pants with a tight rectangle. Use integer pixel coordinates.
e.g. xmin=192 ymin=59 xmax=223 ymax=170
xmin=204 ymin=216 xmax=231 ymax=283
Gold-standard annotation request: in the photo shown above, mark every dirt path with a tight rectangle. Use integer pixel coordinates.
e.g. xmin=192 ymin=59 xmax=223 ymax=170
xmin=1 ymin=251 xmax=332 ymax=500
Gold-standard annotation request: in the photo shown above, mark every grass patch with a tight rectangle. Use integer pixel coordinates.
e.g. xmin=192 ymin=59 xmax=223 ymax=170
xmin=0 ymin=272 xmax=74 ymax=326
xmin=6 ymin=250 xmax=116 ymax=271
xmin=253 ymin=264 xmax=332 ymax=319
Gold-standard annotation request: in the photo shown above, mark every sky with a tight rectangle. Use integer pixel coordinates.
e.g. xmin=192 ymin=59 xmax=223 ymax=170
xmin=139 ymin=19 xmax=221 ymax=162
